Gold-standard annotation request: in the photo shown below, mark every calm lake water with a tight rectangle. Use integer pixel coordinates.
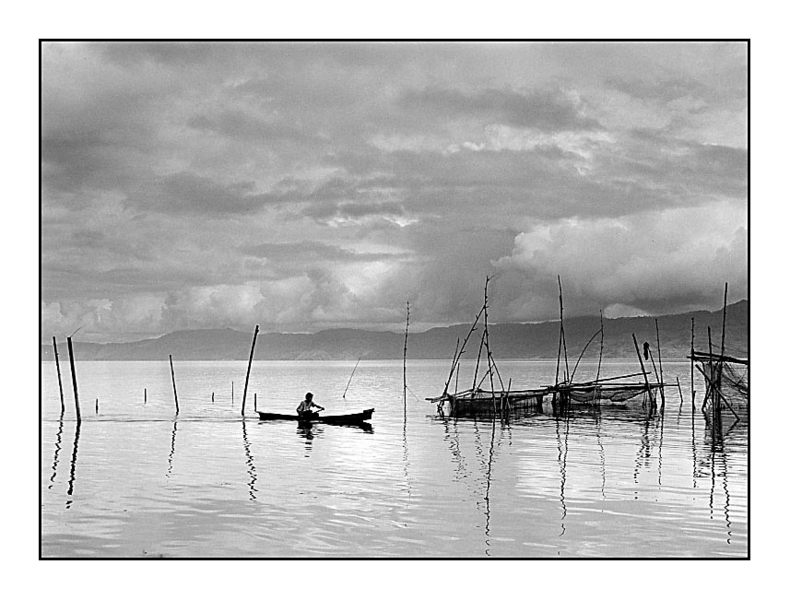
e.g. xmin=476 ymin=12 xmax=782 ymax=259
xmin=40 ymin=359 xmax=748 ymax=558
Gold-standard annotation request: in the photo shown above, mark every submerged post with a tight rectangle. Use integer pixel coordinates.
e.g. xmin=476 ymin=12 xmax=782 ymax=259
xmin=254 ymin=393 xmax=257 ymax=412
xmin=232 ymin=381 xmax=234 ymax=406
xmin=53 ymin=337 xmax=65 ymax=413
xmin=169 ymin=354 xmax=179 ymax=415
xmin=66 ymin=336 xmax=81 ymax=423
xmin=144 ymin=388 xmax=147 ymax=405
xmin=241 ymin=324 xmax=260 ymax=417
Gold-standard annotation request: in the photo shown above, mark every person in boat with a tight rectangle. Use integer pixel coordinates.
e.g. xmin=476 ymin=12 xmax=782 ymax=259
xmin=296 ymin=392 xmax=324 ymax=418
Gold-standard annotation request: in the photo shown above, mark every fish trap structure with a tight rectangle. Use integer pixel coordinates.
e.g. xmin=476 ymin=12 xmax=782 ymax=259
xmin=425 ymin=277 xmax=547 ymax=418
xmin=689 ymin=283 xmax=748 ymax=422
xmin=425 ymin=276 xmax=671 ymax=418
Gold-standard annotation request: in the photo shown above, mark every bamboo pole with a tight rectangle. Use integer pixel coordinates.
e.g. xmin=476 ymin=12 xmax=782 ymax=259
xmin=570 ymin=328 xmax=602 ymax=383
xmin=596 ymin=311 xmax=604 ymax=383
xmin=144 ymin=388 xmax=147 ymax=405
xmin=95 ymin=398 xmax=98 ymax=414
xmin=676 ymin=376 xmax=684 ymax=411
xmin=631 ymin=334 xmax=653 ymax=404
xmin=655 ymin=319 xmax=666 ymax=405
xmin=254 ymin=393 xmax=257 ymax=412
xmin=66 ymin=336 xmax=81 ymax=423
xmin=211 ymin=392 xmax=214 ymax=403
xmin=403 ymin=301 xmax=410 ymax=411
xmin=690 ymin=318 xmax=696 ymax=410
xmin=169 ymin=354 xmax=179 ymax=415
xmin=720 ymin=283 xmax=728 ymax=359
xmin=444 ymin=306 xmax=485 ymax=396
xmin=558 ymin=275 xmax=570 ymax=383
xmin=482 ymin=278 xmax=499 ymax=414
xmin=241 ymin=324 xmax=260 ymax=417
xmin=232 ymin=381 xmax=234 ymax=405
xmin=53 ymin=337 xmax=65 ymax=413
xmin=717 ymin=283 xmax=728 ymax=404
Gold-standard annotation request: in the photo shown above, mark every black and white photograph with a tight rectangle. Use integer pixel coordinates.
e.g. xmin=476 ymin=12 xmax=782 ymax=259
xmin=39 ymin=39 xmax=749 ymax=560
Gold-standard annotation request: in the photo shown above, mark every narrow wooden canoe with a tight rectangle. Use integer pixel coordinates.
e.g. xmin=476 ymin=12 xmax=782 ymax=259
xmin=257 ymin=408 xmax=374 ymax=425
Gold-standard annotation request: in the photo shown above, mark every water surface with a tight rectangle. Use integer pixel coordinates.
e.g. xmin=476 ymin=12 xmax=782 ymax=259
xmin=41 ymin=359 xmax=748 ymax=558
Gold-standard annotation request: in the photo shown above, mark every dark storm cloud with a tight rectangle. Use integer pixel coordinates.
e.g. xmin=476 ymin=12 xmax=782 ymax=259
xmin=40 ymin=42 xmax=748 ymax=341
xmin=152 ymin=172 xmax=269 ymax=214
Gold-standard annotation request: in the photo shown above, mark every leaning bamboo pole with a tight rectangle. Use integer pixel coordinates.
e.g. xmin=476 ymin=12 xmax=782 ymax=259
xmin=558 ymin=276 xmax=570 ymax=383
xmin=655 ymin=319 xmax=666 ymax=405
xmin=169 ymin=354 xmax=179 ymax=416
xmin=631 ymin=334 xmax=653 ymax=404
xmin=66 ymin=336 xmax=81 ymax=423
xmin=443 ymin=306 xmax=484 ymax=396
xmin=241 ymin=324 xmax=260 ymax=417
xmin=53 ymin=337 xmax=65 ymax=414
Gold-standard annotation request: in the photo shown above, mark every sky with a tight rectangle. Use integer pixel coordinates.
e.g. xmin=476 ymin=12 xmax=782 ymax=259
xmin=41 ymin=41 xmax=747 ymax=342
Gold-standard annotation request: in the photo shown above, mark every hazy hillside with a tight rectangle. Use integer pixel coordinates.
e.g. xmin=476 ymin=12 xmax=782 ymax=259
xmin=42 ymin=300 xmax=748 ymax=362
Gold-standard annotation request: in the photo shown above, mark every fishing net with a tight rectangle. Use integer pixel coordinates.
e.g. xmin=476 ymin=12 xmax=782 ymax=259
xmin=721 ymin=362 xmax=749 ymax=401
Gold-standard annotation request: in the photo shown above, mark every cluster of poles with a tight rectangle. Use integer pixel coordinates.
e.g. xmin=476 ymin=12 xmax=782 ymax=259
xmin=52 ymin=324 xmax=263 ymax=420
xmin=688 ymin=283 xmax=747 ymax=424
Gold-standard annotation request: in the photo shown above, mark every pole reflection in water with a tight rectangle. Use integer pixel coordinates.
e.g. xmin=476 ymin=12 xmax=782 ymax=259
xmin=594 ymin=409 xmax=606 ymax=499
xmin=66 ymin=420 xmax=82 ymax=509
xmin=483 ymin=416 xmax=496 ymax=557
xmin=402 ymin=404 xmax=412 ymax=499
xmin=691 ymin=405 xmax=699 ymax=488
xmin=633 ymin=409 xmax=654 ymax=497
xmin=242 ymin=420 xmax=257 ymax=500
xmin=166 ymin=420 xmax=178 ymax=479
xmin=441 ymin=417 xmax=469 ymax=482
xmin=49 ymin=413 xmax=64 ymax=490
xmin=554 ymin=404 xmax=569 ymax=538
xmin=658 ymin=399 xmax=665 ymax=487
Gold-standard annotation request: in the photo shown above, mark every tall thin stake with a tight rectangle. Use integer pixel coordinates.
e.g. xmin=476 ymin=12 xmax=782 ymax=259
xmin=66 ymin=336 xmax=81 ymax=423
xmin=717 ymin=283 xmax=728 ymax=400
xmin=655 ymin=319 xmax=666 ymax=405
xmin=241 ymin=324 xmax=260 ymax=417
xmin=558 ymin=276 xmax=570 ymax=383
xmin=690 ymin=317 xmax=696 ymax=410
xmin=53 ymin=337 xmax=65 ymax=414
xmin=720 ymin=283 xmax=728 ymax=359
xmin=169 ymin=354 xmax=179 ymax=415
xmin=403 ymin=301 xmax=410 ymax=411
xmin=596 ymin=311 xmax=604 ymax=383
xmin=144 ymin=388 xmax=147 ymax=405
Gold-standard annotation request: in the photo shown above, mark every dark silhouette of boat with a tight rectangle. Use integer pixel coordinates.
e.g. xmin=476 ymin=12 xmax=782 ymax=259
xmin=257 ymin=408 xmax=374 ymax=425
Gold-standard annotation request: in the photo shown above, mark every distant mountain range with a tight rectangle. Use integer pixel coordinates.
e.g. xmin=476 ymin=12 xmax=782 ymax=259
xmin=41 ymin=300 xmax=748 ymax=362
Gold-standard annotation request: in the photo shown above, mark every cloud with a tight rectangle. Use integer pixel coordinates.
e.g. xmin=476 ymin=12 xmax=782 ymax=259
xmin=399 ymin=87 xmax=601 ymax=131
xmin=493 ymin=202 xmax=747 ymax=320
xmin=40 ymin=42 xmax=748 ymax=342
